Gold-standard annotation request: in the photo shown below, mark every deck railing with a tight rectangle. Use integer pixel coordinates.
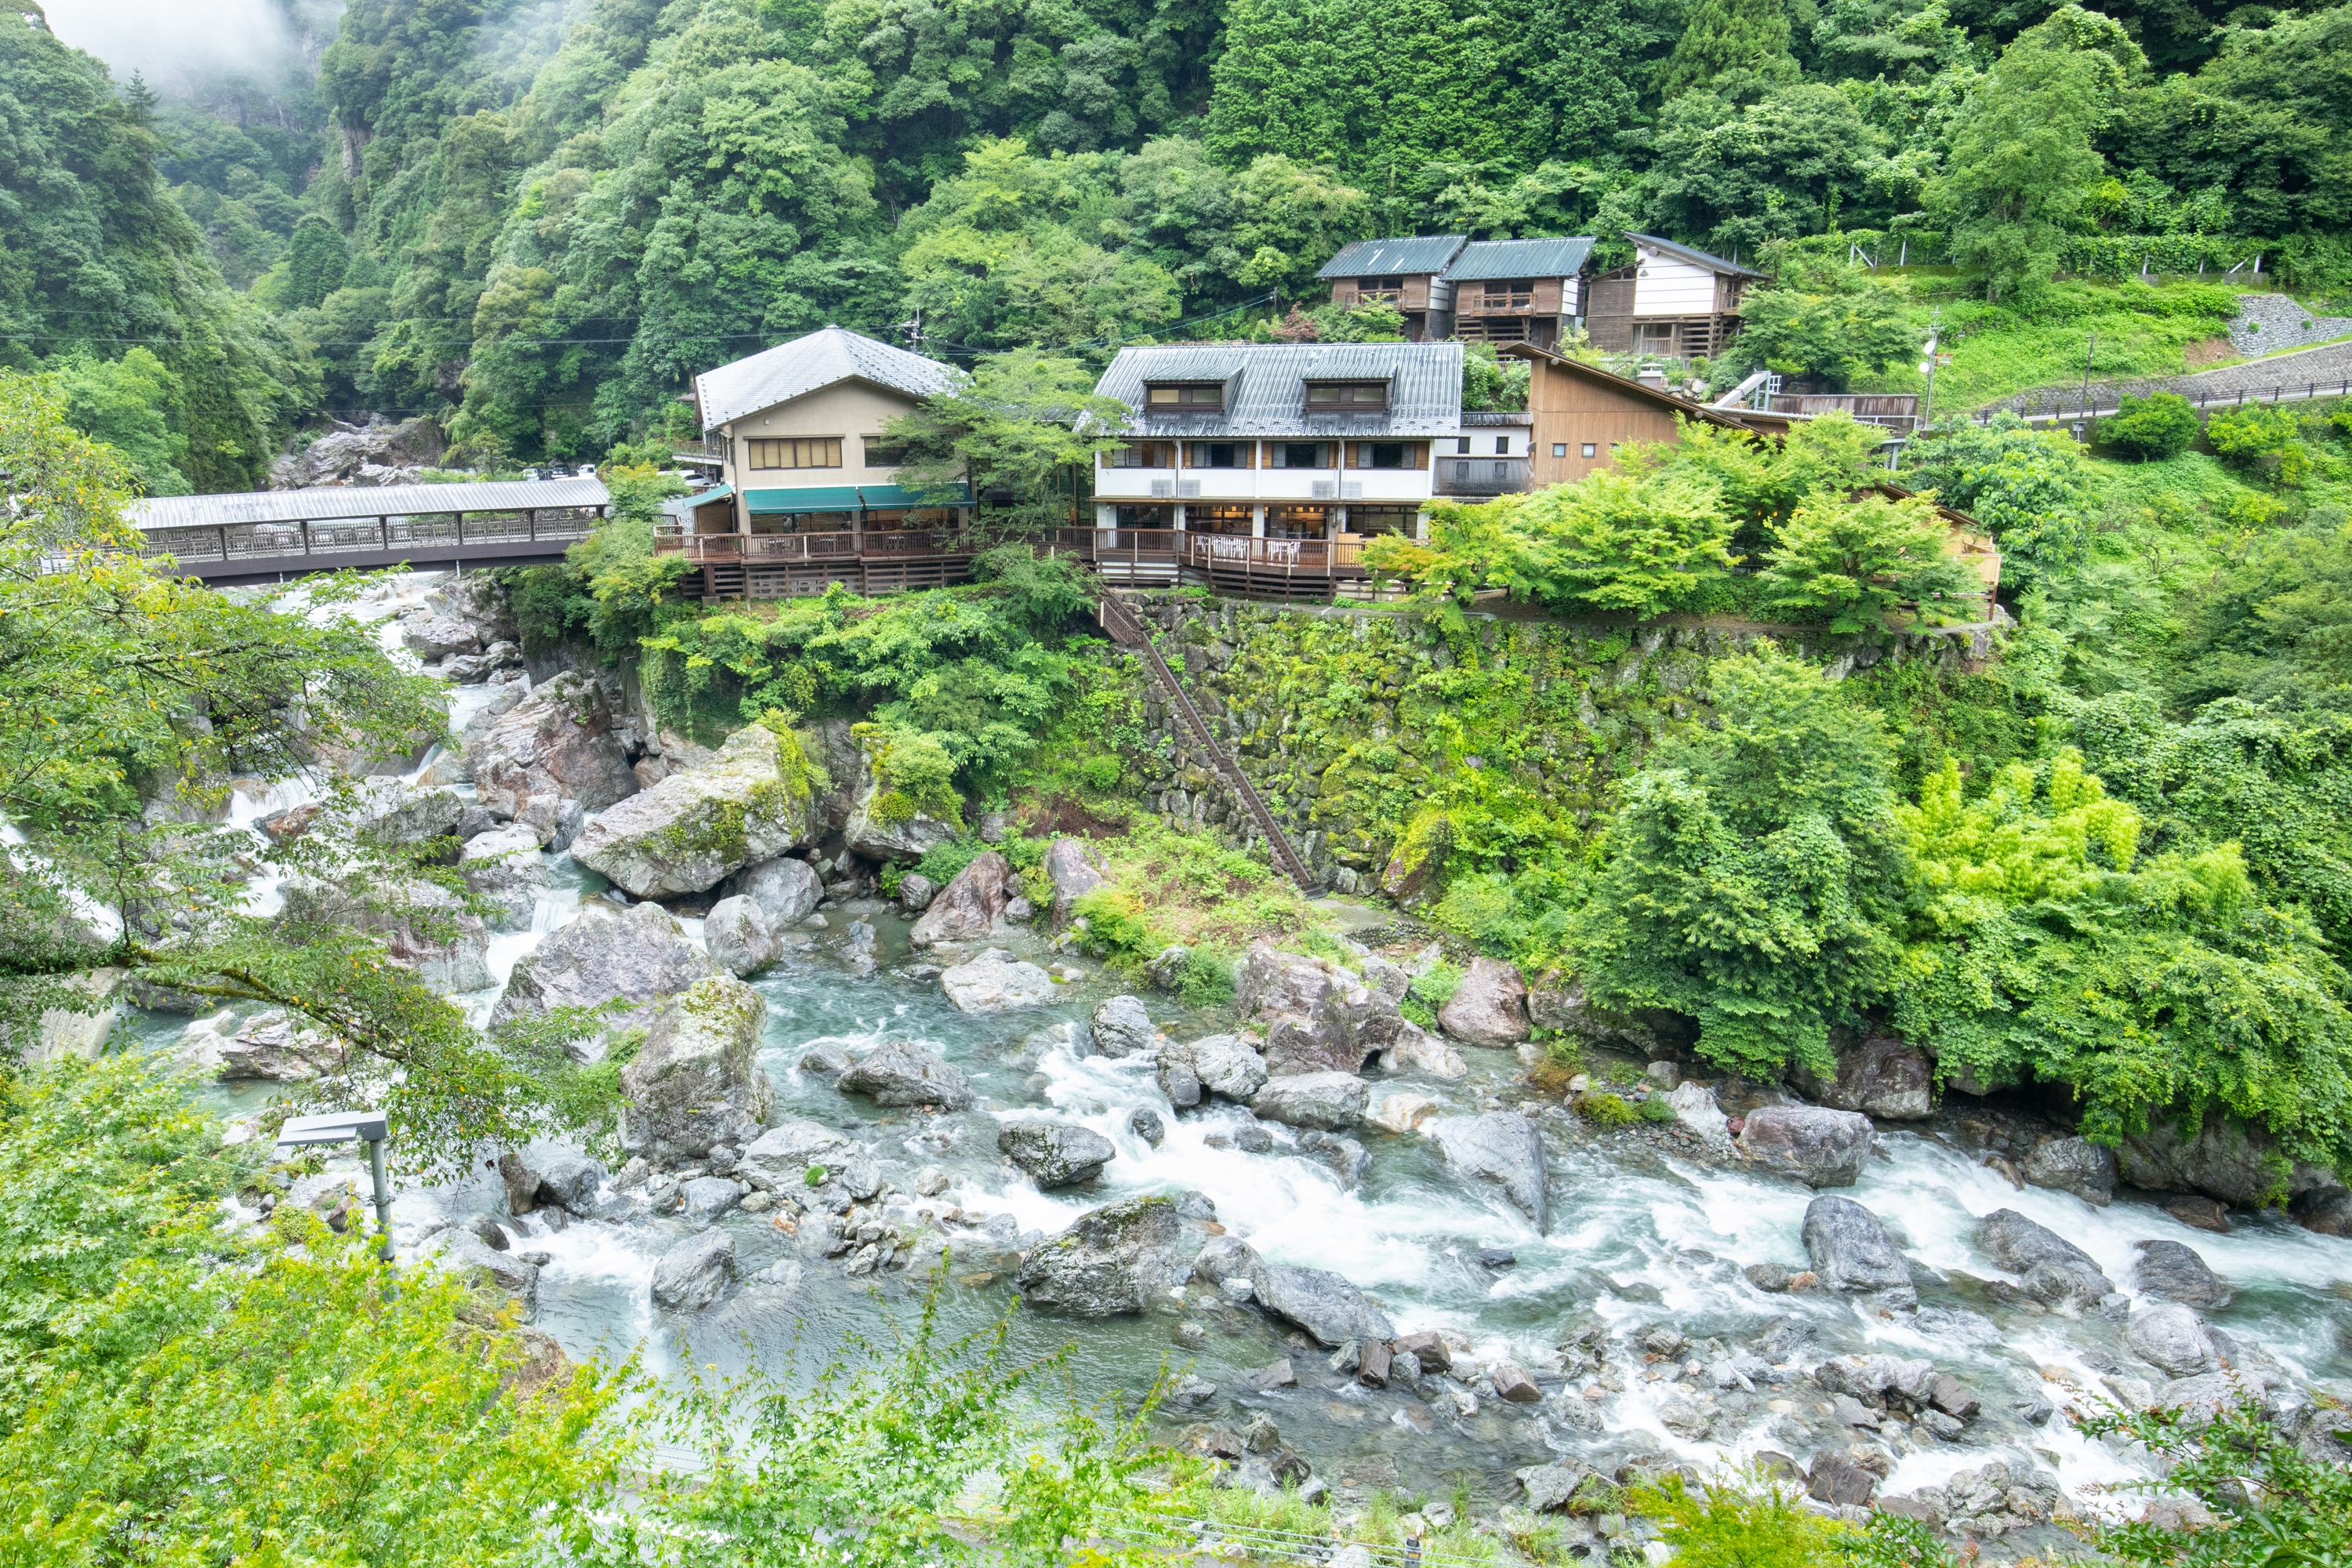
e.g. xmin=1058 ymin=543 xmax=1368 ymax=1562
xmin=141 ymin=508 xmax=601 ymax=566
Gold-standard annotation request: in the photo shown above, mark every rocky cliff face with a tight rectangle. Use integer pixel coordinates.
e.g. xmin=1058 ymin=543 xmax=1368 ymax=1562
xmin=268 ymin=417 xmax=447 ymax=488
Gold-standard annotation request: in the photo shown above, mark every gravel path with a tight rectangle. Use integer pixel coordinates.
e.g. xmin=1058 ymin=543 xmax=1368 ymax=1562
xmin=1991 ymin=337 xmax=2352 ymax=421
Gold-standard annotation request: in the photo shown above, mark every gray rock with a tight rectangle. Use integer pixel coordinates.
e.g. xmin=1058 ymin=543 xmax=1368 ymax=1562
xmin=1159 ymin=1033 xmax=1266 ymax=1102
xmin=1427 ymin=1112 xmax=1548 ymax=1229
xmin=1129 ymin=1108 xmax=1166 ymax=1146
xmin=909 ymin=852 xmax=1011 ymax=946
xmin=842 ymin=738 xmax=960 ymax=862
xmin=1491 ymin=1362 xmax=1542 ymax=1403
xmin=1042 ymin=837 xmax=1109 ymax=927
xmin=650 ymin=1231 xmax=736 ymax=1312
xmin=2127 ymin=1302 xmax=2221 ymax=1377
xmin=1801 ymin=1196 xmax=1911 ymax=1292
xmin=1297 ymin=1130 xmax=1370 ymax=1189
xmin=1667 ymin=1081 xmax=1732 ymax=1146
xmin=490 ymin=901 xmax=718 ymax=1054
xmin=346 ymin=776 xmax=465 ymax=845
xmin=1088 ymin=995 xmax=1162 ymax=1058
xmin=533 ymin=1150 xmax=606 ymax=1213
xmin=722 ymin=855 xmax=824 ymax=929
xmin=1239 ymin=942 xmax=1380 ymax=1073
xmin=1190 ymin=1233 xmax=1258 ymax=1284
xmin=2022 ymin=1136 xmax=2119 ymax=1207
xmin=1737 ymin=1105 xmax=1872 ymax=1187
xmin=2121 ymin=1106 xmax=2344 ymax=1210
xmin=1014 ymin=1195 xmax=1182 ymax=1316
xmin=1365 ymin=1014 xmax=1468 ymax=1080
xmin=2132 ymin=1239 xmax=2233 ymax=1308
xmin=212 ymin=1011 xmax=346 ymax=1081
xmin=1436 ymin=956 xmax=1531 ymax=1046
xmin=2290 ymin=1186 xmax=2352 ymax=1236
xmin=999 ymin=1120 xmax=1116 ymax=1186
xmin=1976 ymin=1208 xmax=2113 ymax=1308
xmin=895 ymin=872 xmax=937 ymax=914
xmin=458 ymin=824 xmax=548 ymax=931
xmin=1247 ymin=1258 xmax=1395 ymax=1346
xmin=681 ymin=1175 xmax=743 ymax=1221
xmin=1798 ymin=1036 xmax=1933 ymax=1120
xmin=279 ymin=874 xmax=491 ymax=995
xmin=703 ymin=895 xmax=781 ymax=977
xmin=467 ymin=671 xmax=640 ymax=829
xmin=572 ymin=725 xmax=818 ymax=898
xmin=1161 ymin=1062 xmax=1202 ymax=1108
xmin=1807 ymin=1452 xmax=1877 ymax=1507
xmin=837 ymin=1040 xmax=975 ymax=1110
xmin=939 ymin=949 xmax=1054 ymax=1014
xmin=735 ymin=1118 xmax=852 ymax=1189
xmin=1145 ymin=945 xmax=1190 ymax=992
xmin=429 ymin=1229 xmax=539 ymax=1307
xmin=619 ymin=975 xmax=775 ymax=1163
xmin=1250 ymin=1071 xmax=1368 ymax=1130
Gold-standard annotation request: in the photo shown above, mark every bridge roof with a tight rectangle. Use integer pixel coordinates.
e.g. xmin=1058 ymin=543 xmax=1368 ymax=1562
xmin=131 ymin=477 xmax=610 ymax=531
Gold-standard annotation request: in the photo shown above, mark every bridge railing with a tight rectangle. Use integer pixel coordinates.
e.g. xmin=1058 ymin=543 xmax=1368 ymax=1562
xmin=140 ymin=507 xmax=602 ymax=567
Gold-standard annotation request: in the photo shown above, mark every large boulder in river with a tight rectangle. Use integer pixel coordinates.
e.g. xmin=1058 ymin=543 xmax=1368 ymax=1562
xmin=1737 ymin=1105 xmax=1871 ymax=1187
xmin=719 ymin=855 xmax=823 ymax=930
xmin=1427 ymin=1112 xmax=1548 ymax=1230
xmin=1000 ymin=1120 xmax=1116 ymax=1186
xmin=2022 ymin=1136 xmax=2118 ymax=1207
xmin=1366 ymin=1014 xmax=1468 ymax=1080
xmin=2119 ymin=1106 xmax=2344 ymax=1210
xmin=1801 ymin=1196 xmax=1911 ymax=1292
xmin=280 ymin=874 xmax=491 ymax=995
xmin=650 ymin=1231 xmax=735 ymax=1312
xmin=619 ymin=975 xmax=774 ymax=1163
xmin=490 ymin=901 xmax=717 ymax=1054
xmin=1795 ymin=1036 xmax=1933 ymax=1121
xmin=459 ymin=825 xmax=548 ymax=931
xmin=1251 ymin=1070 xmax=1368 ymax=1130
xmin=2126 ymin=1301 xmax=2223 ymax=1378
xmin=2132 ymin=1240 xmax=2233 ymax=1308
xmin=1239 ymin=942 xmax=1383 ymax=1073
xmin=939 ymin=949 xmax=1053 ymax=1013
xmin=1041 ymin=837 xmax=1108 ymax=929
xmin=571 ymin=724 xmax=818 ymax=898
xmin=735 ymin=1119 xmax=855 ymax=1190
xmin=466 ymin=672 xmax=639 ymax=835
xmin=1437 ymin=957 xmax=1531 ymax=1046
xmin=1158 ymin=1033 xmax=1266 ymax=1104
xmin=1975 ymin=1208 xmax=2113 ymax=1308
xmin=837 ymin=1040 xmax=974 ymax=1110
xmin=1015 ymin=1195 xmax=1182 ymax=1316
xmin=841 ymin=733 xmax=960 ymax=862
xmin=908 ymin=852 xmax=1010 ymax=946
xmin=1088 ymin=996 xmax=1162 ymax=1059
xmin=1247 ymin=1257 xmax=1396 ymax=1346
xmin=346 ymin=777 xmax=465 ymax=846
xmin=703 ymin=895 xmax=781 ymax=977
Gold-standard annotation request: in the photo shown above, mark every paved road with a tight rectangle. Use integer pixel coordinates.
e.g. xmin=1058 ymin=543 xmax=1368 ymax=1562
xmin=1992 ymin=338 xmax=2352 ymax=423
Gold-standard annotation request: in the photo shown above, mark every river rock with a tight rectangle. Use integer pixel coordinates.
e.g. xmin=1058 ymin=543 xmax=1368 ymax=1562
xmin=2290 ymin=1186 xmax=2352 ymax=1236
xmin=1806 ymin=1452 xmax=1877 ymax=1508
xmin=1665 ymin=1081 xmax=1732 ymax=1146
xmin=1042 ymin=837 xmax=1108 ymax=927
xmin=681 ymin=1175 xmax=743 ymax=1222
xmin=895 ymin=872 xmax=937 ymax=913
xmin=1436 ymin=956 xmax=1530 ymax=1045
xmin=1737 ymin=1105 xmax=1872 ymax=1186
xmin=1247 ymin=1258 xmax=1396 ymax=1346
xmin=467 ymin=671 xmax=639 ymax=833
xmin=2126 ymin=1301 xmax=2222 ymax=1377
xmin=1365 ymin=1015 xmax=1467 ymax=1079
xmin=720 ymin=855 xmax=823 ymax=929
xmin=2120 ymin=1106 xmax=2344 ymax=1210
xmin=279 ymin=874 xmax=492 ymax=994
xmin=1801 ymin=1196 xmax=1911 ymax=1291
xmin=458 ymin=825 xmax=548 ymax=931
xmin=1427 ymin=1112 xmax=1548 ymax=1230
xmin=837 ymin=1040 xmax=975 ymax=1110
xmin=1088 ymin=995 xmax=1161 ymax=1058
xmin=1239 ymin=941 xmax=1381 ymax=1069
xmin=1251 ymin=1071 xmax=1368 ymax=1130
xmin=571 ymin=725 xmax=818 ymax=898
xmin=1130 ymin=1109 xmax=1165 ymax=1145
xmin=1297 ymin=1130 xmax=1370 ymax=1189
xmin=1145 ymin=945 xmax=1190 ymax=991
xmin=939 ymin=949 xmax=1053 ymax=1013
xmin=619 ymin=975 xmax=775 ymax=1163
xmin=1160 ymin=1033 xmax=1267 ymax=1102
xmin=490 ymin=901 xmax=718 ymax=1054
xmin=1975 ymin=1208 xmax=2112 ymax=1307
xmin=2021 ymin=1136 xmax=2118 ymax=1206
xmin=1798 ymin=1036 xmax=1933 ymax=1120
xmin=215 ymin=1011 xmax=347 ymax=1080
xmin=1370 ymin=1091 xmax=1443 ymax=1134
xmin=2131 ymin=1239 xmax=2232 ymax=1308
xmin=842 ymin=738 xmax=960 ymax=862
xmin=1014 ymin=1194 xmax=1181 ymax=1316
xmin=533 ymin=1150 xmax=606 ymax=1213
xmin=1000 ymin=1120 xmax=1116 ymax=1186
xmin=703 ymin=895 xmax=781 ymax=977
xmin=908 ymin=852 xmax=1010 ymax=945
xmin=1516 ymin=1461 xmax=1608 ymax=1513
xmin=347 ymin=777 xmax=465 ymax=845
xmin=735 ymin=1118 xmax=855 ymax=1189
xmin=650 ymin=1231 xmax=735 ymax=1312
xmin=430 ymin=1229 xmax=539 ymax=1308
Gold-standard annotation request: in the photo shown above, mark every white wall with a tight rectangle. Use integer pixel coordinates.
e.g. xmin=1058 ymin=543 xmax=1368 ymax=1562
xmin=720 ymin=380 xmax=926 ymax=489
xmin=1632 ymin=248 xmax=1720 ymax=316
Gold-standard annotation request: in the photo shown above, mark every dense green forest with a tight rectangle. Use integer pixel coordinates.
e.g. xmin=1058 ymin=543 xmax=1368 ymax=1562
xmin=10 ymin=0 xmax=2350 ymax=478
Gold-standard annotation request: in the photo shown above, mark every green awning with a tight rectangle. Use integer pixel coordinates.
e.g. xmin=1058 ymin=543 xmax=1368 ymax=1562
xmin=857 ymin=481 xmax=971 ymax=509
xmin=744 ymin=485 xmax=864 ymax=514
xmin=685 ymin=484 xmax=733 ymax=506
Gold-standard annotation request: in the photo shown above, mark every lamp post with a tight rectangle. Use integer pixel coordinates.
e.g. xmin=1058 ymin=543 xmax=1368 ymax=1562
xmin=275 ymin=1108 xmax=394 ymax=1263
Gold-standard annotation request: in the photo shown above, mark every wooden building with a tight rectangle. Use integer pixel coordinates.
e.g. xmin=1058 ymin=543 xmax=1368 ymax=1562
xmin=1440 ymin=237 xmax=1595 ymax=349
xmin=1501 ymin=341 xmax=1759 ymax=486
xmin=1583 ymin=233 xmax=1765 ymax=360
xmin=1315 ymin=235 xmax=1469 ymax=342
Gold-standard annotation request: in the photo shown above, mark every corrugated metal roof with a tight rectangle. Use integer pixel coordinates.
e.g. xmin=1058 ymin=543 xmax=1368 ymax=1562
xmin=1443 ymin=237 xmax=1595 ymax=281
xmin=1315 ymin=235 xmax=1468 ymax=280
xmin=696 ymin=327 xmax=958 ymax=430
xmin=1461 ymin=410 xmax=1534 ymax=426
xmin=131 ymin=477 xmax=610 ymax=531
xmin=1094 ymin=343 xmax=1464 ymax=437
xmin=1628 ymin=232 xmax=1767 ymax=280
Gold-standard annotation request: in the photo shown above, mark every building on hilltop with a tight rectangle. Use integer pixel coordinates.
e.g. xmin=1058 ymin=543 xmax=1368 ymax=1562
xmin=1440 ymin=237 xmax=1595 ymax=350
xmin=1581 ymin=234 xmax=1765 ymax=360
xmin=1313 ymin=236 xmax=1469 ymax=341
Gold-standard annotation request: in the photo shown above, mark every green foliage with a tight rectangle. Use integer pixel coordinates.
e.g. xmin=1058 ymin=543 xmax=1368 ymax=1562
xmin=1757 ymin=490 xmax=1982 ymax=632
xmin=1584 ymin=1091 xmax=1639 ymax=1125
xmin=889 ymin=350 xmax=1131 ymax=529
xmin=1731 ymin=262 xmax=1921 ymax=389
xmin=1461 ymin=342 xmax=1531 ymax=412
xmin=1639 ymin=1093 xmax=1679 ymax=1122
xmin=1902 ymin=412 xmax=2098 ymax=586
xmin=1410 ymin=960 xmax=1465 ymax=1008
xmin=2079 ymin=1396 xmax=2352 ymax=1568
xmin=1649 ymin=85 xmax=1890 ymax=259
xmin=2208 ymin=404 xmax=2316 ymax=487
xmin=2102 ymin=391 xmax=2203 ymax=462
xmin=52 ymin=349 xmax=191 ymax=496
xmin=1657 ymin=0 xmax=1798 ymax=101
xmin=1633 ymin=1470 xmax=1856 ymax=1566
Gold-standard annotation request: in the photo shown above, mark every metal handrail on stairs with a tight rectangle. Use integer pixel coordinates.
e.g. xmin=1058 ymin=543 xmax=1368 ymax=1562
xmin=1097 ymin=595 xmax=1319 ymax=894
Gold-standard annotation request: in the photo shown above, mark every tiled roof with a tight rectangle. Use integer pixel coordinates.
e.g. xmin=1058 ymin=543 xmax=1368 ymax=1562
xmin=695 ymin=327 xmax=958 ymax=430
xmin=1443 ymin=238 xmax=1595 ymax=281
xmin=1094 ymin=342 xmax=1464 ymax=437
xmin=1627 ymin=232 xmax=1767 ymax=280
xmin=1315 ymin=235 xmax=1470 ymax=280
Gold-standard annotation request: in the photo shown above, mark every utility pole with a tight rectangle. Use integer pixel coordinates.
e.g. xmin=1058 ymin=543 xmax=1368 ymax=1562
xmin=2081 ymin=332 xmax=2097 ymax=422
xmin=1917 ymin=306 xmax=1942 ymax=431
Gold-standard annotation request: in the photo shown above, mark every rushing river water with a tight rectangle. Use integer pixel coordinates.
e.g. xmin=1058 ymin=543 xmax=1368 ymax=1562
xmin=125 ymin=573 xmax=2352 ymax=1530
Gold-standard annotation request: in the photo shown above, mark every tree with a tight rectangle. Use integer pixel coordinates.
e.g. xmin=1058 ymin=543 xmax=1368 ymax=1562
xmin=53 ymin=350 xmax=191 ymax=496
xmin=2099 ymin=390 xmax=2201 ymax=461
xmin=885 ymin=351 xmax=1131 ymax=530
xmin=281 ymin=214 xmax=353 ymax=309
xmin=1657 ymin=0 xmax=1801 ymax=101
xmin=1900 ymin=412 xmax=2095 ymax=587
xmin=1727 ymin=262 xmax=1919 ymax=388
xmin=1759 ymin=490 xmax=1981 ymax=631
xmin=1648 ymin=85 xmax=1893 ymax=259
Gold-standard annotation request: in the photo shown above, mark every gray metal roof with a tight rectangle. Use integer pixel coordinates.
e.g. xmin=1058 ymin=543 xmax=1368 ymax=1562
xmin=1461 ymin=410 xmax=1534 ymax=426
xmin=1443 ymin=237 xmax=1595 ymax=281
xmin=1094 ymin=343 xmax=1463 ymax=437
xmin=1315 ymin=235 xmax=1468 ymax=281
xmin=130 ymin=476 xmax=611 ymax=530
xmin=1628 ymin=232 xmax=1767 ymax=280
xmin=695 ymin=326 xmax=958 ymax=430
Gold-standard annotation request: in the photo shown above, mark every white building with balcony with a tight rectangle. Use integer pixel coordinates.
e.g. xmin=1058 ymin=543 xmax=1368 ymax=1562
xmin=1089 ymin=341 xmax=1465 ymax=545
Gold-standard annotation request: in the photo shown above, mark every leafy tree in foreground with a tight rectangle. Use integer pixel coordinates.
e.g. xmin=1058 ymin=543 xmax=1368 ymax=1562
xmin=2100 ymin=390 xmax=2201 ymax=462
xmin=1759 ymin=490 xmax=1982 ymax=632
xmin=1729 ymin=262 xmax=1920 ymax=389
xmin=887 ymin=350 xmax=1133 ymax=531
xmin=1900 ymin=411 xmax=2096 ymax=587
xmin=2080 ymin=1396 xmax=2352 ymax=1568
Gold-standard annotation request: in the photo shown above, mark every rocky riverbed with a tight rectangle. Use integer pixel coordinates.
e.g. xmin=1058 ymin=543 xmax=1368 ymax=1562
xmin=126 ymin=572 xmax=2352 ymax=1560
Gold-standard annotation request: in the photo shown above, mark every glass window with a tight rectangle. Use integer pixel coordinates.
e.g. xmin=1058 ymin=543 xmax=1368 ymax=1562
xmin=1454 ymin=437 xmax=1470 ymax=454
xmin=862 ymin=437 xmax=906 ymax=467
xmin=748 ymin=437 xmax=841 ymax=470
xmin=1364 ymin=441 xmax=1409 ymax=469
xmin=1147 ymin=384 xmax=1223 ymax=409
xmin=1275 ymin=442 xmax=1327 ymax=468
xmin=1349 ymin=506 xmax=1414 ymax=536
xmin=1552 ymin=442 xmax=1568 ymax=458
xmin=1187 ymin=504 xmax=1254 ymax=535
xmin=1306 ymin=382 xmax=1388 ymax=408
xmin=1581 ymin=443 xmax=1598 ymax=459
xmin=1114 ymin=504 xmax=1174 ymax=530
xmin=1104 ymin=442 xmax=1173 ymax=468
xmin=1494 ymin=436 xmax=1512 ymax=455
xmin=1187 ymin=441 xmax=1247 ymax=468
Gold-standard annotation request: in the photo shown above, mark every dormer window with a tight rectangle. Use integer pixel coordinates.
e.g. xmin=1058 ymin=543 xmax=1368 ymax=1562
xmin=1145 ymin=383 xmax=1224 ymax=411
xmin=1305 ymin=381 xmax=1389 ymax=411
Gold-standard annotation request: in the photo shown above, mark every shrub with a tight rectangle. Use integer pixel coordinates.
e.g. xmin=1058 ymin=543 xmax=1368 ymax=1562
xmin=1408 ymin=960 xmax=1463 ymax=1009
xmin=2207 ymin=402 xmax=2313 ymax=485
xmin=2100 ymin=391 xmax=2200 ymax=461
xmin=1584 ymin=1092 xmax=1637 ymax=1126
xmin=1639 ymin=1094 xmax=1678 ymax=1123
xmin=914 ymin=837 xmax=989 ymax=887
